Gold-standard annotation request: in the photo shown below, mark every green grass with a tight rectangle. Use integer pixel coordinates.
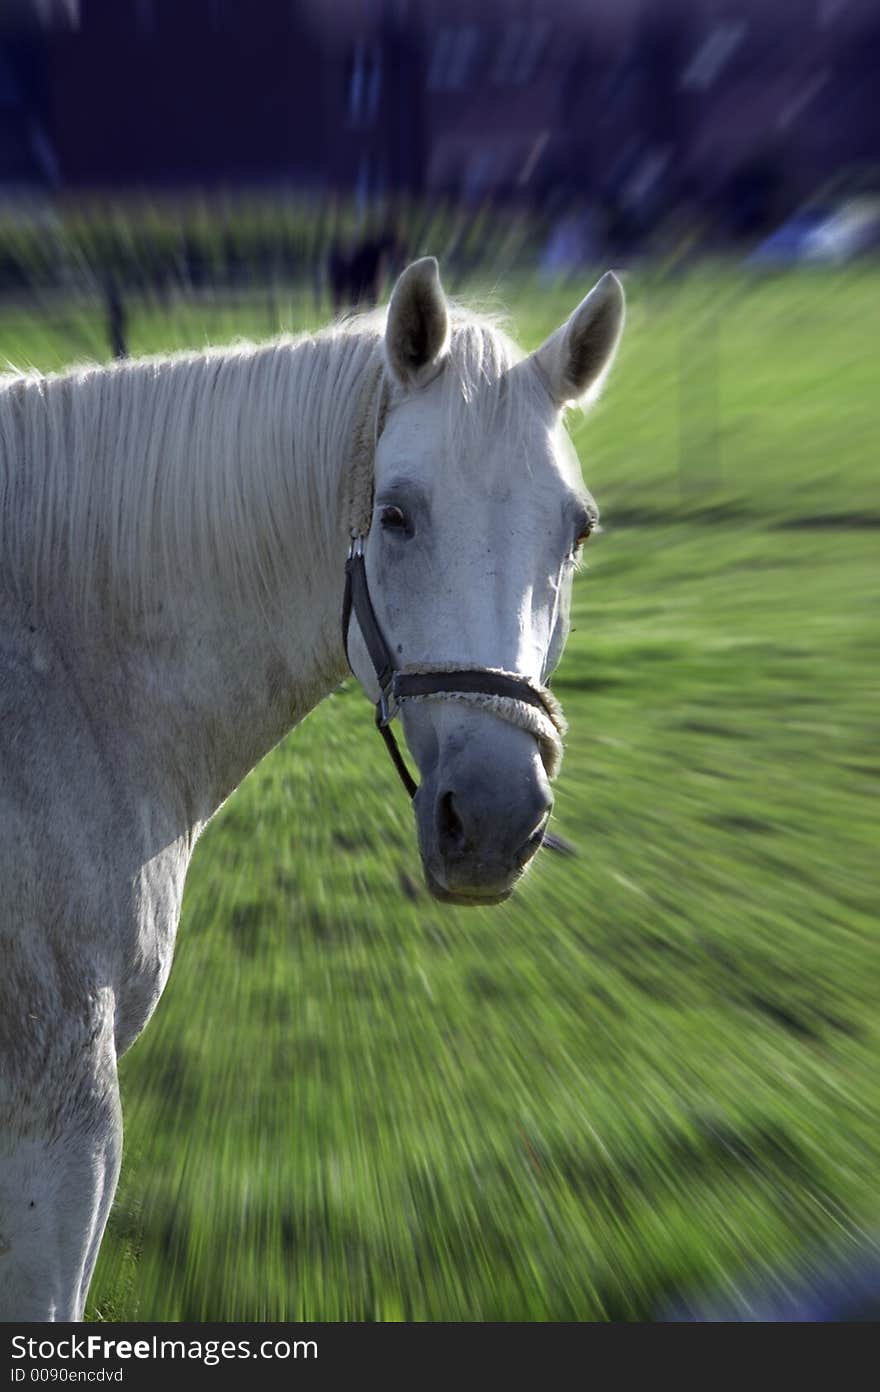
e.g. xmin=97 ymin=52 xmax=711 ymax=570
xmin=2 ymin=264 xmax=877 ymax=1319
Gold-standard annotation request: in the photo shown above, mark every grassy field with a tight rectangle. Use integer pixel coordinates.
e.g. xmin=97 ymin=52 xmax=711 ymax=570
xmin=2 ymin=264 xmax=877 ymax=1319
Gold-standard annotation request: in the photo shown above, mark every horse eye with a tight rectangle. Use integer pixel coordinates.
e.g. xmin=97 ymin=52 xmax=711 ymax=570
xmin=575 ymin=522 xmax=593 ymax=549
xmin=380 ymin=505 xmax=408 ymax=532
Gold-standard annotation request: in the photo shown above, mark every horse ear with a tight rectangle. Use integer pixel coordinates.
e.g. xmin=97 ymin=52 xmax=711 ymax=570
xmin=385 ymin=257 xmax=450 ymax=388
xmin=533 ymin=271 xmax=625 ymax=407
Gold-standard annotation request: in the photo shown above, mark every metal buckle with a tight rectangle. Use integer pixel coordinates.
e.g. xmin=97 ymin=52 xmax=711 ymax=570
xmin=377 ymin=679 xmax=399 ymax=727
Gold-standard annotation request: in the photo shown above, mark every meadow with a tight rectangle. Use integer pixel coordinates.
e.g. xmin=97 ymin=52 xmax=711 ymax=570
xmin=2 ymin=263 xmax=876 ymax=1319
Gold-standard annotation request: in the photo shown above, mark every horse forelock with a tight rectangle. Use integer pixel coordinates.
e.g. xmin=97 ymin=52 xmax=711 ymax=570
xmin=380 ymin=306 xmax=556 ymax=485
xmin=347 ymin=305 xmax=547 ymax=530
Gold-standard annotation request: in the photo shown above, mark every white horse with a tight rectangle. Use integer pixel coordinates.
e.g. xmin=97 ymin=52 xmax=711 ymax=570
xmin=0 ymin=258 xmax=624 ymax=1319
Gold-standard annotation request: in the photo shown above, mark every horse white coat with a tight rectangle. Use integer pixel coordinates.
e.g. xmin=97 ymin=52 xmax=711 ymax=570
xmin=0 ymin=259 xmax=624 ymax=1319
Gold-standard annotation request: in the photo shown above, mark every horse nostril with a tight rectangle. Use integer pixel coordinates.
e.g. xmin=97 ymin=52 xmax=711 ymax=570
xmin=515 ymin=812 xmax=551 ymax=869
xmin=437 ymin=790 xmax=466 ymax=854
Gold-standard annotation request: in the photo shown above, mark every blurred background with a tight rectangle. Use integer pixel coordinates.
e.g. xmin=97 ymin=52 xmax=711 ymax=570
xmin=2 ymin=0 xmax=877 ymax=1321
xmin=1 ymin=0 xmax=879 ymax=345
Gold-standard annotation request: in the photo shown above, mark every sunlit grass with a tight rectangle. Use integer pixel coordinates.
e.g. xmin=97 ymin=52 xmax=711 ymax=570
xmin=2 ymin=263 xmax=876 ymax=1319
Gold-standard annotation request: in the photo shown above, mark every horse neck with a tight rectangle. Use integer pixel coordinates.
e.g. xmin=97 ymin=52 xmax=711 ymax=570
xmin=45 ymin=330 xmax=382 ymax=830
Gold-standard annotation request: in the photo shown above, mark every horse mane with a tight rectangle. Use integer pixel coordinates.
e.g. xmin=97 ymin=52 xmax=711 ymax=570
xmin=0 ymin=304 xmax=537 ymax=637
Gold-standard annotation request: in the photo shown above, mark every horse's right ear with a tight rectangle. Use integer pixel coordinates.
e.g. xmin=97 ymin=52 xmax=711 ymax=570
xmin=385 ymin=257 xmax=450 ymax=389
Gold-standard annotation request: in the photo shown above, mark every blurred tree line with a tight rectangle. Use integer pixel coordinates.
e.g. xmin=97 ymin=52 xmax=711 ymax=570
xmin=0 ymin=194 xmax=547 ymax=298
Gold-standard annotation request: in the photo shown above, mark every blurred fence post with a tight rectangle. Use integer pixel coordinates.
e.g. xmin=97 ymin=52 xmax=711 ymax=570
xmin=678 ymin=306 xmax=721 ymax=501
xmin=106 ymin=277 xmax=127 ymax=359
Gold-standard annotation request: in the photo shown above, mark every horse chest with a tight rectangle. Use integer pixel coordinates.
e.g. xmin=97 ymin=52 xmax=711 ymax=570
xmin=113 ymin=836 xmax=189 ymax=1056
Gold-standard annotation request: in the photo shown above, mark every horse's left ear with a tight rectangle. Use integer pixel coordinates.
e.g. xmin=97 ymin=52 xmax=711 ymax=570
xmin=533 ymin=271 xmax=625 ymax=407
xmin=385 ymin=257 xmax=450 ymax=389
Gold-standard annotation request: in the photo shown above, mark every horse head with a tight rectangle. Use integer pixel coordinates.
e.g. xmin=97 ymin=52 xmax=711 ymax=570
xmin=345 ymin=258 xmax=625 ymax=905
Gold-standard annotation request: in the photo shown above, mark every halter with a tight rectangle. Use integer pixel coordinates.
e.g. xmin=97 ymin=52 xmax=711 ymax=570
xmin=340 ymin=365 xmax=571 ymax=854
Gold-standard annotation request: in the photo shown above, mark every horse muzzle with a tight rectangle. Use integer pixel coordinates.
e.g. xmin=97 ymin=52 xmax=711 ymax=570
xmin=415 ymin=750 xmax=553 ymax=906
